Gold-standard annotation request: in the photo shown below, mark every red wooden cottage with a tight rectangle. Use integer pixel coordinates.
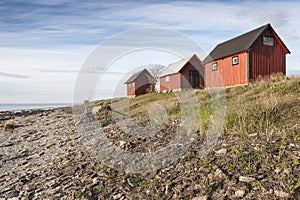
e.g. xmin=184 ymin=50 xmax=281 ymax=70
xmin=203 ymin=23 xmax=290 ymax=87
xmin=125 ymin=69 xmax=154 ymax=97
xmin=160 ymin=54 xmax=205 ymax=92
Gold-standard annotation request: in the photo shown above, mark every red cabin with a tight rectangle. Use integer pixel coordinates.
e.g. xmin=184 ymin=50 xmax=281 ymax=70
xmin=203 ymin=23 xmax=290 ymax=87
xmin=125 ymin=69 xmax=154 ymax=97
xmin=160 ymin=54 xmax=205 ymax=92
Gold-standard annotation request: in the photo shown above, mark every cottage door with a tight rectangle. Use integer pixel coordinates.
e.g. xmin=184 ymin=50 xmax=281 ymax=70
xmin=189 ymin=70 xmax=199 ymax=89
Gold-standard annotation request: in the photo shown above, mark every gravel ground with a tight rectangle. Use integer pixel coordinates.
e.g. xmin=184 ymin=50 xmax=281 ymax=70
xmin=0 ymin=107 xmax=299 ymax=199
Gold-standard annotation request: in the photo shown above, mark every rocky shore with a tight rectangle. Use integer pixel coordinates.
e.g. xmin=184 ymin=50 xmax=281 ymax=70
xmin=0 ymin=105 xmax=299 ymax=199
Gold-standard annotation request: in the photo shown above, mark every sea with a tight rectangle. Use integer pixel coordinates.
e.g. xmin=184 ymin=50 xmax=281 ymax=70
xmin=0 ymin=103 xmax=71 ymax=112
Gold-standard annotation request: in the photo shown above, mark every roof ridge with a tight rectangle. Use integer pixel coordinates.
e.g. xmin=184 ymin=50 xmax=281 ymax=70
xmin=217 ymin=23 xmax=269 ymax=46
xmin=124 ymin=68 xmax=150 ymax=84
xmin=203 ymin=23 xmax=271 ymax=64
xmin=167 ymin=55 xmax=193 ymax=67
xmin=161 ymin=54 xmax=200 ymax=77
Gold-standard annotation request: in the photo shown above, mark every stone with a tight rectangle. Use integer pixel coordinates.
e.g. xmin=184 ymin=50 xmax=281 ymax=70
xmin=119 ymin=140 xmax=126 ymax=147
xmin=274 ymin=190 xmax=289 ymax=198
xmin=92 ymin=178 xmax=99 ymax=185
xmin=214 ymin=168 xmax=226 ymax=179
xmin=215 ymin=148 xmax=227 ymax=155
xmin=283 ymin=168 xmax=291 ymax=175
xmin=113 ymin=193 xmax=123 ymax=200
xmin=25 ymin=183 xmax=35 ymax=191
xmin=192 ymin=196 xmax=208 ymax=200
xmin=235 ymin=190 xmax=245 ymax=197
xmin=239 ymin=176 xmax=256 ymax=183
xmin=274 ymin=168 xmax=281 ymax=174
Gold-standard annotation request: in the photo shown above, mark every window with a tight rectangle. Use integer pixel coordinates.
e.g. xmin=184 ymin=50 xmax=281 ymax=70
xmin=132 ymin=82 xmax=135 ymax=87
xmin=232 ymin=56 xmax=239 ymax=65
xmin=165 ymin=75 xmax=170 ymax=82
xmin=263 ymin=36 xmax=274 ymax=46
xmin=212 ymin=62 xmax=218 ymax=71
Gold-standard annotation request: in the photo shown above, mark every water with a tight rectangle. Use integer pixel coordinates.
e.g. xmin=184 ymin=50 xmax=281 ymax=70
xmin=0 ymin=103 xmax=71 ymax=112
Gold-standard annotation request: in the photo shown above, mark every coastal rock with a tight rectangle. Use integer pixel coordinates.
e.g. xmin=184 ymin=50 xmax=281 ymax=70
xmin=239 ymin=176 xmax=256 ymax=183
xmin=274 ymin=190 xmax=289 ymax=198
xmin=215 ymin=148 xmax=227 ymax=155
xmin=0 ymin=103 xmax=299 ymax=199
xmin=235 ymin=189 xmax=245 ymax=197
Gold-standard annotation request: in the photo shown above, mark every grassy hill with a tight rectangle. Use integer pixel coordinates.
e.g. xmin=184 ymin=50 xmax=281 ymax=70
xmin=90 ymin=75 xmax=299 ymax=199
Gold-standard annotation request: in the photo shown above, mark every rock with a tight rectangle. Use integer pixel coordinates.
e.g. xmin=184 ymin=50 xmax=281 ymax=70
xmin=239 ymin=176 xmax=256 ymax=183
xmin=274 ymin=190 xmax=289 ymax=198
xmin=127 ymin=177 xmax=137 ymax=188
xmin=289 ymin=143 xmax=295 ymax=147
xmin=249 ymin=133 xmax=257 ymax=137
xmin=235 ymin=189 xmax=245 ymax=197
xmin=25 ymin=183 xmax=35 ymax=191
xmin=283 ymin=168 xmax=291 ymax=175
xmin=274 ymin=168 xmax=281 ymax=174
xmin=192 ymin=196 xmax=208 ymax=200
xmin=113 ymin=193 xmax=123 ymax=200
xmin=215 ymin=148 xmax=227 ymax=155
xmin=92 ymin=178 xmax=99 ymax=185
xmin=214 ymin=168 xmax=226 ymax=179
xmin=119 ymin=140 xmax=126 ymax=147
xmin=7 ymin=197 xmax=19 ymax=200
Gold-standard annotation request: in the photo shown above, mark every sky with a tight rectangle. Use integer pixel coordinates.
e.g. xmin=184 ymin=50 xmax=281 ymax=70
xmin=0 ymin=0 xmax=300 ymax=103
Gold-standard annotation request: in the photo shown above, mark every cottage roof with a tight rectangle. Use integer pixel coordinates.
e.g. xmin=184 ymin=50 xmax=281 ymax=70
xmin=202 ymin=23 xmax=290 ymax=64
xmin=160 ymin=54 xmax=201 ymax=77
xmin=124 ymin=68 xmax=152 ymax=84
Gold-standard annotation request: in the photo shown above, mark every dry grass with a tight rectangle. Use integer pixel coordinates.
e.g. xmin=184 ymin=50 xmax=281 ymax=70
xmin=92 ymin=74 xmax=299 ymax=136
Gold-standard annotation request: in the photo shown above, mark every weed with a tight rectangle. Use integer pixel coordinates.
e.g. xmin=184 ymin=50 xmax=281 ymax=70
xmin=252 ymin=181 xmax=262 ymax=189
xmin=109 ymin=178 xmax=116 ymax=184
xmin=75 ymin=191 xmax=84 ymax=199
xmin=96 ymin=186 xmax=105 ymax=193
xmin=64 ymin=161 xmax=72 ymax=168
xmin=292 ymin=159 xmax=299 ymax=168
xmin=226 ymin=164 xmax=235 ymax=171
xmin=205 ymin=181 xmax=213 ymax=192
xmin=198 ymin=160 xmax=210 ymax=168
xmin=293 ymin=181 xmax=300 ymax=190
xmin=102 ymin=165 xmax=109 ymax=171
xmin=245 ymin=168 xmax=253 ymax=175
xmin=179 ymin=157 xmax=188 ymax=165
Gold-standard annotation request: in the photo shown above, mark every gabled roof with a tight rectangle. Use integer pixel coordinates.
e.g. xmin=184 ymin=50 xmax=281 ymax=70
xmin=160 ymin=54 xmax=202 ymax=77
xmin=203 ymin=23 xmax=290 ymax=64
xmin=124 ymin=68 xmax=152 ymax=84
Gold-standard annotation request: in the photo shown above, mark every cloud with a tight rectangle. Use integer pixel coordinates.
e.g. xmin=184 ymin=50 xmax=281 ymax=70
xmin=0 ymin=72 xmax=30 ymax=79
xmin=0 ymin=0 xmax=300 ymax=103
xmin=38 ymin=69 xmax=127 ymax=75
xmin=1 ymin=0 xmax=299 ymax=49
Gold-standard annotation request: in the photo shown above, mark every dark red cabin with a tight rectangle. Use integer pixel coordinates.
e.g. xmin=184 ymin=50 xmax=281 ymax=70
xmin=160 ymin=54 xmax=205 ymax=92
xmin=203 ymin=23 xmax=290 ymax=87
xmin=125 ymin=69 xmax=154 ymax=97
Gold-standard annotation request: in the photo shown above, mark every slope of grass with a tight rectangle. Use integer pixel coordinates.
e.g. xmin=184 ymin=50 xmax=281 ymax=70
xmin=105 ymin=75 xmax=299 ymax=137
xmin=86 ymin=74 xmax=299 ymax=199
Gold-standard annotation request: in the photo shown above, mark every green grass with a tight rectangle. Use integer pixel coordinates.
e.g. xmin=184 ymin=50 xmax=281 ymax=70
xmin=114 ymin=75 xmax=299 ymax=136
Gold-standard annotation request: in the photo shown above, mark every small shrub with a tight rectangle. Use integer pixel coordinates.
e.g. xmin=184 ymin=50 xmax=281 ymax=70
xmin=4 ymin=119 xmax=16 ymax=132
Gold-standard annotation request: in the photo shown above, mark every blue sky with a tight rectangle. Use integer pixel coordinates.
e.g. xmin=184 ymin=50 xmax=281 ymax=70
xmin=1 ymin=0 xmax=299 ymax=103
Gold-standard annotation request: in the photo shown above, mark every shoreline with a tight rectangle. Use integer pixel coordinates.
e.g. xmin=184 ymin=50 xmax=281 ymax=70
xmin=0 ymin=103 xmax=72 ymax=113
